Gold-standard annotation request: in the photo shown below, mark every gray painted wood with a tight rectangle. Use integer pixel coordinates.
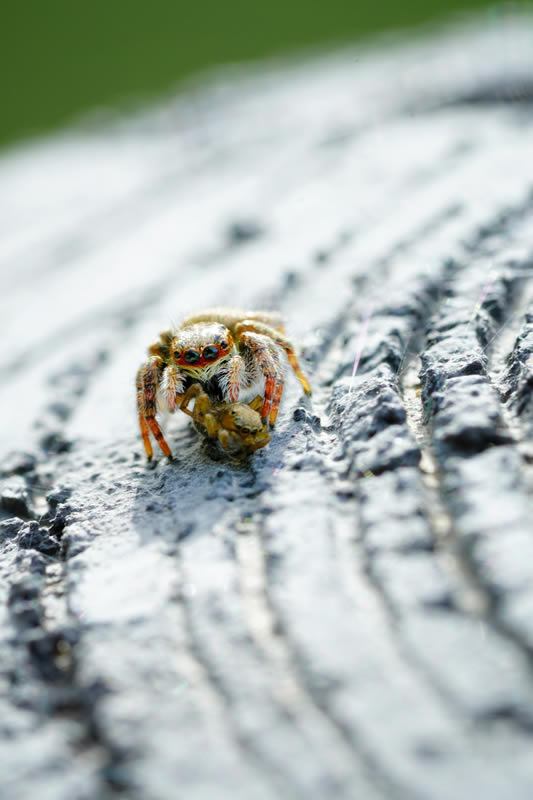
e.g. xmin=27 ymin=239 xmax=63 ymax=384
xmin=2 ymin=14 xmax=533 ymax=800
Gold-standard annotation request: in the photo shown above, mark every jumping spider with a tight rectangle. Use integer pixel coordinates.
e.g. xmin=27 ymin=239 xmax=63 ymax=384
xmin=136 ymin=307 xmax=312 ymax=460
xmin=180 ymin=384 xmax=270 ymax=454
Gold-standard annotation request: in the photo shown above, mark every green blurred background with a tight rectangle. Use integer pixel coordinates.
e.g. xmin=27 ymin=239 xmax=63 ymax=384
xmin=0 ymin=1 xmax=528 ymax=151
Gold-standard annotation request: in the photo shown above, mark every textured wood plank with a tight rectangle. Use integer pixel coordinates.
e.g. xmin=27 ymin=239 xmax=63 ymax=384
xmin=2 ymin=14 xmax=533 ymax=800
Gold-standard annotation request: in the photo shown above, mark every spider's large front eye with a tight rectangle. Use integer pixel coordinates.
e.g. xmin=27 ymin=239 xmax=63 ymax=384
xmin=203 ymin=345 xmax=219 ymax=362
xmin=183 ymin=349 xmax=201 ymax=365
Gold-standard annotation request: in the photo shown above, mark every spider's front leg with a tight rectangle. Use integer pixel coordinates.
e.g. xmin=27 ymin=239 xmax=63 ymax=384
xmin=238 ymin=332 xmax=282 ymax=424
xmin=148 ymin=335 xmax=186 ymax=413
xmin=262 ymin=344 xmax=286 ymax=426
xmin=136 ymin=357 xmax=173 ymax=460
xmin=235 ymin=320 xmax=312 ymax=395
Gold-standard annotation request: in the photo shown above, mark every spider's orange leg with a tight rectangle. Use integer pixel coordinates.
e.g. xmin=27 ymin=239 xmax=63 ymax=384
xmin=136 ymin=357 xmax=173 ymax=460
xmin=284 ymin=351 xmax=311 ymax=395
xmin=239 ymin=333 xmax=279 ymax=423
xmin=147 ymin=418 xmax=172 ymax=459
xmin=264 ymin=344 xmax=284 ymax=426
xmin=235 ymin=321 xmax=311 ymax=395
xmin=269 ymin=375 xmax=285 ymax=426
xmin=138 ymin=414 xmax=153 ymax=460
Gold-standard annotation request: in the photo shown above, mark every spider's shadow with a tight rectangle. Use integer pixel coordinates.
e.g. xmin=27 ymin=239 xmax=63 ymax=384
xmin=130 ymin=412 xmax=295 ymax=549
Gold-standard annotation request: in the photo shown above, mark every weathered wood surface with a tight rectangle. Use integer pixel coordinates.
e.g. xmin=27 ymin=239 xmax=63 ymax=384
xmin=2 ymin=15 xmax=533 ymax=800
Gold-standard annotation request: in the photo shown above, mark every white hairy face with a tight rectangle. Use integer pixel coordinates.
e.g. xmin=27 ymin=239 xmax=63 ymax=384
xmin=171 ymin=322 xmax=234 ymax=380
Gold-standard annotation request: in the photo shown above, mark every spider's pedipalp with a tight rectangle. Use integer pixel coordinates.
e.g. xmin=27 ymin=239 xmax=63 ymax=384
xmin=227 ymin=354 xmax=245 ymax=402
xmin=161 ymin=364 xmax=185 ymax=412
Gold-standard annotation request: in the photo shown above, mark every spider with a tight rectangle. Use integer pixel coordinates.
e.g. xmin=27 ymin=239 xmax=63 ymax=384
xmin=136 ymin=307 xmax=311 ymax=460
xmin=180 ymin=384 xmax=271 ymax=454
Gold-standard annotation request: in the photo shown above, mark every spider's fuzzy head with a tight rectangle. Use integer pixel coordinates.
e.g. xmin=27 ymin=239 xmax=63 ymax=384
xmin=171 ymin=323 xmax=234 ymax=380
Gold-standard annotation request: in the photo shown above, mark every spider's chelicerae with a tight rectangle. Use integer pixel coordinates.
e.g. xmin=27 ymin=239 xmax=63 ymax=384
xmin=136 ymin=307 xmax=312 ymax=460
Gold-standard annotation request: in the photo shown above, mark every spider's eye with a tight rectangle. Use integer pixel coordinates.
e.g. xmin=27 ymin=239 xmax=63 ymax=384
xmin=183 ymin=349 xmax=201 ymax=365
xmin=220 ymin=340 xmax=228 ymax=350
xmin=203 ymin=345 xmax=219 ymax=362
